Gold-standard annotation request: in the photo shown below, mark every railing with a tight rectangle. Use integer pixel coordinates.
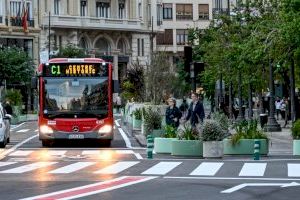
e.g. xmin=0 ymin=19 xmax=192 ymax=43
xmin=176 ymin=14 xmax=193 ymax=20
xmin=8 ymin=17 xmax=35 ymax=27
xmin=199 ymin=13 xmax=209 ymax=20
xmin=213 ymin=8 xmax=229 ymax=15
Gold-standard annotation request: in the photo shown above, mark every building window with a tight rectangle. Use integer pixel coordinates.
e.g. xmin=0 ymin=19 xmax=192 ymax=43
xmin=157 ymin=4 xmax=162 ymax=25
xmin=137 ymin=39 xmax=140 ymax=56
xmin=80 ymin=0 xmax=87 ymax=16
xmin=176 ymin=29 xmax=188 ymax=45
xmin=141 ymin=39 xmax=144 ymax=56
xmin=157 ymin=29 xmax=173 ymax=45
xmin=138 ymin=2 xmax=142 ymax=18
xmin=119 ymin=0 xmax=125 ymax=19
xmin=9 ymin=1 xmax=22 ymax=18
xmin=54 ymin=0 xmax=60 ymax=15
xmin=9 ymin=1 xmax=33 ymax=27
xmin=163 ymin=4 xmax=172 ymax=20
xmin=66 ymin=0 xmax=69 ymax=14
xmin=176 ymin=4 xmax=192 ymax=20
xmin=45 ymin=0 xmax=47 ymax=12
xmin=199 ymin=4 xmax=209 ymax=20
xmin=96 ymin=2 xmax=110 ymax=18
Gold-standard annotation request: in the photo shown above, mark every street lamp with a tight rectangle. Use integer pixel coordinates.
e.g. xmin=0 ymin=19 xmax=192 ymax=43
xmin=264 ymin=60 xmax=281 ymax=132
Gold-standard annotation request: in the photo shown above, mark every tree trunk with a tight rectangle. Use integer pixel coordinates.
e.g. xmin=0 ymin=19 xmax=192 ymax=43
xmin=290 ymin=58 xmax=296 ymax=122
xmin=248 ymin=83 xmax=253 ymax=119
xmin=229 ymin=81 xmax=233 ymax=119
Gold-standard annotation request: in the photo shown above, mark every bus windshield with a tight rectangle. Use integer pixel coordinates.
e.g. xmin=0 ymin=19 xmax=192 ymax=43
xmin=43 ymin=77 xmax=108 ymax=119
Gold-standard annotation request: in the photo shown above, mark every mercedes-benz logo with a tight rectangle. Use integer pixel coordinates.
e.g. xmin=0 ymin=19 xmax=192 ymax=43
xmin=72 ymin=126 xmax=79 ymax=132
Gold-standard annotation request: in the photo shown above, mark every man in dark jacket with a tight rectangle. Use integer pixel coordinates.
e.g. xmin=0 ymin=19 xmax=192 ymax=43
xmin=4 ymin=101 xmax=13 ymax=115
xmin=185 ymin=93 xmax=205 ymax=126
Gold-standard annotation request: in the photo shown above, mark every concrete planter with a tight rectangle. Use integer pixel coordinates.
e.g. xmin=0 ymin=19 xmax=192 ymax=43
xmin=223 ymin=139 xmax=269 ymax=155
xmin=171 ymin=139 xmax=203 ymax=156
xmin=133 ymin=118 xmax=142 ymax=129
xmin=203 ymin=141 xmax=224 ymax=158
xmin=293 ymin=140 xmax=300 ymax=156
xmin=154 ymin=138 xmax=175 ymax=153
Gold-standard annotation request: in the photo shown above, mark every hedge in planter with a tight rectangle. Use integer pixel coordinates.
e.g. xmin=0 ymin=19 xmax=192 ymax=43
xmin=154 ymin=125 xmax=177 ymax=154
xmin=292 ymin=120 xmax=300 ymax=156
xmin=171 ymin=123 xmax=202 ymax=156
xmin=225 ymin=120 xmax=269 ymax=155
xmin=202 ymin=120 xmax=225 ymax=158
xmin=143 ymin=107 xmax=162 ymax=137
xmin=133 ymin=108 xmax=142 ymax=129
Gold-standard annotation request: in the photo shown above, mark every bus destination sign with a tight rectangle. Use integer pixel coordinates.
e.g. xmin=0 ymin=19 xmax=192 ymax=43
xmin=43 ymin=63 xmax=108 ymax=77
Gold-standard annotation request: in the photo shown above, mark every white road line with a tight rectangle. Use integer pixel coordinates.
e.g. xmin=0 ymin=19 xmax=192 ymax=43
xmin=34 ymin=129 xmax=38 ymax=132
xmin=134 ymin=153 xmax=143 ymax=160
xmin=82 ymin=150 xmax=100 ymax=155
xmin=164 ymin=176 xmax=300 ymax=181
xmin=114 ymin=119 xmax=121 ymax=127
xmin=94 ymin=161 xmax=140 ymax=174
xmin=118 ymin=128 xmax=132 ymax=148
xmin=10 ymin=122 xmax=26 ymax=130
xmin=16 ymin=129 xmax=30 ymax=133
xmin=49 ymin=162 xmax=96 ymax=174
xmin=9 ymin=150 xmax=34 ymax=157
xmin=0 ymin=134 xmax=38 ymax=160
xmin=46 ymin=150 xmax=67 ymax=156
xmin=288 ymin=164 xmax=300 ymax=177
xmin=0 ymin=162 xmax=17 ymax=167
xmin=239 ymin=163 xmax=267 ymax=176
xmin=190 ymin=162 xmax=224 ymax=176
xmin=142 ymin=162 xmax=182 ymax=175
xmin=115 ymin=150 xmax=134 ymax=154
xmin=0 ymin=162 xmax=57 ymax=173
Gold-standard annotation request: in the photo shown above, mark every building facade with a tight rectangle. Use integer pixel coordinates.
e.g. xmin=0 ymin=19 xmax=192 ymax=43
xmin=155 ymin=0 xmax=212 ymax=69
xmin=0 ymin=0 xmax=40 ymax=65
xmin=39 ymin=0 xmax=162 ymax=85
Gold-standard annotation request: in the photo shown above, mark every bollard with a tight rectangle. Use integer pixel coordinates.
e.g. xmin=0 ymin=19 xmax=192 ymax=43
xmin=254 ymin=140 xmax=261 ymax=160
xmin=147 ymin=134 xmax=154 ymax=159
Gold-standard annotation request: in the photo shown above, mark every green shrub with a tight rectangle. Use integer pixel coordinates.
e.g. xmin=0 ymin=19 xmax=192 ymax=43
xmin=202 ymin=120 xmax=225 ymax=141
xmin=164 ymin=125 xmax=177 ymax=138
xmin=177 ymin=123 xmax=199 ymax=140
xmin=292 ymin=120 xmax=300 ymax=140
xmin=143 ymin=107 xmax=162 ymax=135
xmin=4 ymin=89 xmax=22 ymax=106
xmin=212 ymin=112 xmax=230 ymax=133
xmin=133 ymin=108 xmax=142 ymax=120
xmin=231 ymin=120 xmax=268 ymax=145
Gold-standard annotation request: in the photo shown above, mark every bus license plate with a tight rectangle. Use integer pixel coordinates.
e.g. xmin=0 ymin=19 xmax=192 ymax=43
xmin=68 ymin=134 xmax=84 ymax=139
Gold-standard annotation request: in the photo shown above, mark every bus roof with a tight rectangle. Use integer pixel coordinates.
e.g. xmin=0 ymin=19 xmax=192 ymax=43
xmin=48 ymin=58 xmax=106 ymax=63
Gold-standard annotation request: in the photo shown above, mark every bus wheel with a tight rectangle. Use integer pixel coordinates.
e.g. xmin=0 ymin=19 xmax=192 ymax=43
xmin=42 ymin=140 xmax=52 ymax=147
xmin=100 ymin=139 xmax=111 ymax=147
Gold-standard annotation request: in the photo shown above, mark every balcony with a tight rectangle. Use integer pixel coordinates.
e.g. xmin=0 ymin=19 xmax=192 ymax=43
xmin=4 ymin=17 xmax=35 ymax=27
xmin=43 ymin=15 xmax=147 ymax=32
xmin=213 ymin=8 xmax=229 ymax=15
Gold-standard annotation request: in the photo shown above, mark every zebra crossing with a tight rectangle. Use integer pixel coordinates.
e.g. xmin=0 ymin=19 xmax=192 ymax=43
xmin=0 ymin=160 xmax=300 ymax=178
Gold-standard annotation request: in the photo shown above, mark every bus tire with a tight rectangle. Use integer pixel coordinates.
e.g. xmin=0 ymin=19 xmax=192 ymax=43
xmin=100 ymin=139 xmax=111 ymax=147
xmin=42 ymin=140 xmax=52 ymax=147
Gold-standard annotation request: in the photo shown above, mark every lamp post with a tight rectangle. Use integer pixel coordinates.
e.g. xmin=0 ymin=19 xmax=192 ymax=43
xmin=264 ymin=60 xmax=281 ymax=132
xmin=48 ymin=11 xmax=51 ymax=60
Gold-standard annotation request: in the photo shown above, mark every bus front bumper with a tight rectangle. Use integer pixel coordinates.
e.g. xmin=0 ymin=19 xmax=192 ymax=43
xmin=39 ymin=131 xmax=113 ymax=140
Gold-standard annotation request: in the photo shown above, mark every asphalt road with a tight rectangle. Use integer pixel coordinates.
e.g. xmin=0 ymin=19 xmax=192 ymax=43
xmin=0 ymin=120 xmax=300 ymax=200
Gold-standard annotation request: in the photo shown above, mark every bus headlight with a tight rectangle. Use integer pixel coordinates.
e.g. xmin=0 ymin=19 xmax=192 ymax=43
xmin=40 ymin=125 xmax=54 ymax=134
xmin=98 ymin=125 xmax=112 ymax=134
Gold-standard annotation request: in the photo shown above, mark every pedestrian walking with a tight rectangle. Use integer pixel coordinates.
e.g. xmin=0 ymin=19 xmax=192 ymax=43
xmin=179 ymin=98 xmax=189 ymax=119
xmin=3 ymin=101 xmax=13 ymax=115
xmin=185 ymin=93 xmax=205 ymax=127
xmin=280 ymin=98 xmax=287 ymax=123
xmin=165 ymin=98 xmax=182 ymax=128
xmin=275 ymin=96 xmax=283 ymax=120
xmin=116 ymin=95 xmax=122 ymax=113
xmin=283 ymin=97 xmax=289 ymax=128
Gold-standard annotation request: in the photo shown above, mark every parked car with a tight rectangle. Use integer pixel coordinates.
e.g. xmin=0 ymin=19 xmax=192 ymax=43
xmin=0 ymin=104 xmax=11 ymax=148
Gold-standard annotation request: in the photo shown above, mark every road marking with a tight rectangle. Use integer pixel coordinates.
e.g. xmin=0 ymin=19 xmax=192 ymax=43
xmin=190 ymin=162 xmax=224 ymax=176
xmin=239 ymin=163 xmax=267 ymax=176
xmin=0 ymin=162 xmax=57 ymax=173
xmin=9 ymin=150 xmax=34 ymax=156
xmin=164 ymin=176 xmax=300 ymax=181
xmin=118 ymin=128 xmax=132 ymax=148
xmin=221 ymin=182 xmax=300 ymax=193
xmin=0 ymin=162 xmax=17 ymax=167
xmin=46 ymin=150 xmax=67 ymax=156
xmin=288 ymin=164 xmax=300 ymax=177
xmin=115 ymin=150 xmax=134 ymax=154
xmin=142 ymin=162 xmax=182 ymax=175
xmin=134 ymin=153 xmax=143 ymax=160
xmin=16 ymin=129 xmax=30 ymax=133
xmin=49 ymin=162 xmax=96 ymax=174
xmin=34 ymin=129 xmax=38 ymax=132
xmin=20 ymin=176 xmax=156 ymax=200
xmin=82 ymin=150 xmax=101 ymax=155
xmin=115 ymin=119 xmax=121 ymax=127
xmin=10 ymin=122 xmax=26 ymax=130
xmin=0 ymin=134 xmax=38 ymax=160
xmin=94 ymin=161 xmax=140 ymax=174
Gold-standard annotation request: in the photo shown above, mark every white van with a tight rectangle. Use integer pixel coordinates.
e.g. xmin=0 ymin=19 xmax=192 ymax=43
xmin=0 ymin=104 xmax=11 ymax=148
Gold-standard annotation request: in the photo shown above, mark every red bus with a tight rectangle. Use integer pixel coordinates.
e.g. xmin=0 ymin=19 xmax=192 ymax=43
xmin=32 ymin=58 xmax=114 ymax=147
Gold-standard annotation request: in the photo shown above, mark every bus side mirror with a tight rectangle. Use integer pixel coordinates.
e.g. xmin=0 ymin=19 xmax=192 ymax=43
xmin=31 ymin=77 xmax=37 ymax=89
xmin=112 ymin=80 xmax=120 ymax=93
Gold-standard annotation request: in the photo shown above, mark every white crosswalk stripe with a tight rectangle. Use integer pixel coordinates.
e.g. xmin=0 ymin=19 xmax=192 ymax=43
xmin=9 ymin=150 xmax=34 ymax=156
xmin=288 ymin=164 xmax=300 ymax=177
xmin=141 ymin=162 xmax=182 ymax=175
xmin=0 ymin=162 xmax=17 ymax=167
xmin=239 ymin=163 xmax=267 ymax=176
xmin=94 ymin=161 xmax=140 ymax=174
xmin=49 ymin=162 xmax=96 ymax=174
xmin=0 ymin=162 xmax=57 ymax=173
xmin=190 ymin=162 xmax=224 ymax=176
xmin=16 ymin=129 xmax=30 ymax=133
